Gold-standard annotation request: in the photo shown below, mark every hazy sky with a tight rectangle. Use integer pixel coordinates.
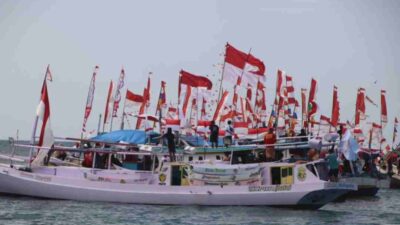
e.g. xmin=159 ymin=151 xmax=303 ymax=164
xmin=0 ymin=0 xmax=399 ymax=140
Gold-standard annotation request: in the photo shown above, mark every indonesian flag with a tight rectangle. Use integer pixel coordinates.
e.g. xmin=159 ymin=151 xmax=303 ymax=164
xmin=355 ymin=88 xmax=366 ymax=126
xmin=301 ymin=88 xmax=308 ymax=128
xmin=315 ymin=115 xmax=331 ymax=137
xmin=82 ymin=65 xmax=99 ymax=133
xmin=124 ymin=89 xmax=144 ymax=116
xmin=307 ymin=78 xmax=318 ymax=125
xmin=222 ymin=43 xmax=266 ymax=87
xmin=179 ymin=70 xmax=212 ymax=90
xmin=32 ymin=79 xmax=54 ymax=167
xmin=381 ymin=90 xmax=388 ymax=126
xmin=255 ymin=81 xmax=267 ymax=124
xmin=112 ymin=68 xmax=125 ymax=117
xmin=166 ymin=106 xmax=179 ymax=120
xmin=285 ymin=75 xmax=296 ymax=105
xmin=136 ymin=76 xmax=151 ymax=130
xmin=393 ymin=117 xmax=398 ymax=145
xmin=196 ymin=120 xmax=212 ymax=136
xmin=212 ymin=90 xmax=229 ymax=122
xmin=164 ymin=119 xmax=180 ymax=131
xmin=103 ymin=80 xmax=114 ymax=126
xmin=331 ymin=85 xmax=340 ymax=128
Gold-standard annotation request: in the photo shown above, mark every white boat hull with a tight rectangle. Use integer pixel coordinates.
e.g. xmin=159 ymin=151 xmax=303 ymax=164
xmin=0 ymin=165 xmax=354 ymax=209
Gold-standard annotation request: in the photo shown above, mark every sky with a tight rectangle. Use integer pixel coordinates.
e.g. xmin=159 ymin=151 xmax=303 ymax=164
xmin=0 ymin=0 xmax=399 ymax=140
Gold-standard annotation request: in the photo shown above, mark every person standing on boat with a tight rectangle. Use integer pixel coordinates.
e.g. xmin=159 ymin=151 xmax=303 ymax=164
xmin=209 ymin=121 xmax=219 ymax=148
xmin=326 ymin=149 xmax=339 ymax=182
xmin=224 ymin=120 xmax=234 ymax=147
xmin=162 ymin=128 xmax=176 ymax=162
xmin=264 ymin=128 xmax=277 ymax=162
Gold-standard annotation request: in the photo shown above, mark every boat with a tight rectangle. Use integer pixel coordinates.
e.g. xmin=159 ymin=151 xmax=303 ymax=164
xmin=0 ymin=141 xmax=356 ymax=210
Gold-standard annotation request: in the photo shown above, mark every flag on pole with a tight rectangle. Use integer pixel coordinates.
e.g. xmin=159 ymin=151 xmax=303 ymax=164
xmin=213 ymin=90 xmax=229 ymax=122
xmin=301 ymin=88 xmax=308 ymax=128
xmin=393 ymin=117 xmax=398 ymax=145
xmin=355 ymin=88 xmax=366 ymax=126
xmin=82 ymin=65 xmax=99 ymax=133
xmin=45 ymin=64 xmax=53 ymax=82
xmin=32 ymin=78 xmax=54 ymax=166
xmin=222 ymin=43 xmax=265 ymax=86
xmin=331 ymin=85 xmax=340 ymax=127
xmin=103 ymin=80 xmax=114 ymax=126
xmin=112 ymin=68 xmax=125 ymax=117
xmin=156 ymin=81 xmax=167 ymax=116
xmin=307 ymin=78 xmax=318 ymax=125
xmin=381 ymin=90 xmax=388 ymax=126
xmin=124 ymin=90 xmax=144 ymax=115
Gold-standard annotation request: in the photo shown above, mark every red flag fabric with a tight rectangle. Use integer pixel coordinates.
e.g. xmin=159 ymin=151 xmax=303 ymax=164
xmin=307 ymin=78 xmax=318 ymax=124
xmin=381 ymin=90 xmax=388 ymax=126
xmin=285 ymin=75 xmax=296 ymax=105
xmin=45 ymin=64 xmax=53 ymax=82
xmin=393 ymin=117 xmax=398 ymax=144
xmin=355 ymin=88 xmax=366 ymax=126
xmin=103 ymin=80 xmax=114 ymax=125
xmin=301 ymin=88 xmax=307 ymax=128
xmin=223 ymin=43 xmax=265 ymax=86
xmin=331 ymin=86 xmax=340 ymax=127
xmin=32 ymin=79 xmax=54 ymax=166
xmin=179 ymin=70 xmax=212 ymax=90
xmin=82 ymin=65 xmax=99 ymax=133
xmin=213 ymin=91 xmax=229 ymax=121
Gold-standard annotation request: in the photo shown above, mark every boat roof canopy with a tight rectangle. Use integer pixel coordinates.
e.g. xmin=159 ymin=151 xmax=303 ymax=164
xmin=91 ymin=130 xmax=159 ymax=145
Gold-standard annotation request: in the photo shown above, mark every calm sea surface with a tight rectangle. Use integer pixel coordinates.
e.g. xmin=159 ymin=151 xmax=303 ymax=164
xmin=0 ymin=141 xmax=399 ymax=225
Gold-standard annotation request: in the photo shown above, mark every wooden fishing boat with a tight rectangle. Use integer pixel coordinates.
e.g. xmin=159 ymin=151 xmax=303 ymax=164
xmin=0 ymin=142 xmax=356 ymax=210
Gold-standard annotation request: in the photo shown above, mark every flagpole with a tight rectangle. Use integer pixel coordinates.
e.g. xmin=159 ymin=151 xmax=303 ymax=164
xmin=217 ymin=43 xmax=228 ymax=103
xmin=120 ymin=91 xmax=127 ymax=130
xmin=97 ymin=114 xmax=102 ymax=135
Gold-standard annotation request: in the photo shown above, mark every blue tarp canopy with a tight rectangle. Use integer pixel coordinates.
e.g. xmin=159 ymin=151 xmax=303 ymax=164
xmin=91 ymin=130 xmax=159 ymax=145
xmin=181 ymin=135 xmax=224 ymax=147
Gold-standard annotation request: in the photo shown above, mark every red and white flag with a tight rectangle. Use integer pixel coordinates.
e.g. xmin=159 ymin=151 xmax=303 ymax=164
xmin=164 ymin=119 xmax=181 ymax=131
xmin=307 ymin=78 xmax=318 ymax=125
xmin=166 ymin=106 xmax=179 ymax=120
xmin=301 ymin=88 xmax=308 ymax=128
xmin=45 ymin=64 xmax=53 ymax=82
xmin=393 ymin=117 xmax=398 ymax=145
xmin=32 ymin=78 xmax=54 ymax=166
xmin=124 ymin=90 xmax=144 ymax=115
xmin=285 ymin=75 xmax=296 ymax=105
xmin=331 ymin=85 xmax=340 ymax=128
xmin=82 ymin=65 xmax=99 ymax=133
xmin=355 ymin=88 xmax=366 ymax=126
xmin=112 ymin=68 xmax=125 ymax=117
xmin=103 ymin=80 xmax=114 ymax=127
xmin=222 ymin=43 xmax=265 ymax=87
xmin=213 ymin=91 xmax=229 ymax=122
xmin=381 ymin=90 xmax=388 ymax=126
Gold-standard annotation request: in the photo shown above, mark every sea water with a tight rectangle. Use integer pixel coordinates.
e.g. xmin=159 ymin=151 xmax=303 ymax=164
xmin=0 ymin=141 xmax=399 ymax=225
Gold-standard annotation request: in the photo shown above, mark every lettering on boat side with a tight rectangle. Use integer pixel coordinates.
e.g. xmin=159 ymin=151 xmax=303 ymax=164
xmin=297 ymin=167 xmax=307 ymax=181
xmin=248 ymin=185 xmax=292 ymax=192
xmin=19 ymin=172 xmax=51 ymax=182
xmin=324 ymin=182 xmax=356 ymax=190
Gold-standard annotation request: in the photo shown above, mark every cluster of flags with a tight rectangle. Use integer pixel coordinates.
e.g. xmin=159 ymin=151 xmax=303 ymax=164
xmin=29 ymin=42 xmax=400 ymax=165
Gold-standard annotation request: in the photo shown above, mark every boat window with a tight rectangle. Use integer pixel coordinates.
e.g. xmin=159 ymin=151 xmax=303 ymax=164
xmin=198 ymin=156 xmax=203 ymax=161
xmin=271 ymin=167 xmax=281 ymax=185
xmin=314 ymin=162 xmax=329 ymax=181
xmin=306 ymin=164 xmax=317 ymax=177
xmin=188 ymin=156 xmax=193 ymax=162
xmin=271 ymin=166 xmax=294 ymax=185
xmin=216 ymin=155 xmax=221 ymax=160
